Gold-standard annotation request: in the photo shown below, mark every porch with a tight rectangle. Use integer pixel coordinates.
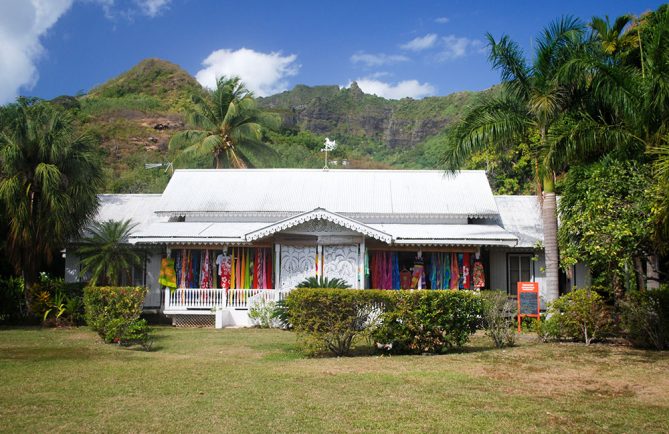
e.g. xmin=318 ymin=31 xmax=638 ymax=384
xmin=162 ymin=287 xmax=291 ymax=327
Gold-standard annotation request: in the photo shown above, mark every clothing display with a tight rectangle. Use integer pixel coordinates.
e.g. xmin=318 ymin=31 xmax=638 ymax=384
xmin=370 ymin=251 xmax=398 ymax=289
xmin=449 ymin=253 xmax=460 ymax=289
xmin=400 ymin=269 xmax=411 ymax=289
xmin=426 ymin=252 xmax=452 ymax=290
xmin=473 ymin=261 xmax=485 ymax=289
xmin=159 ymin=258 xmax=177 ymax=289
xmin=172 ymin=247 xmax=273 ymax=290
xmin=462 ymin=252 xmax=471 ymax=290
xmin=410 ymin=256 xmax=424 ymax=289
xmin=366 ymin=250 xmax=480 ymax=290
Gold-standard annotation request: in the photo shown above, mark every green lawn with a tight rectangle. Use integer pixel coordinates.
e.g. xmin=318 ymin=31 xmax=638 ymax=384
xmin=0 ymin=327 xmax=667 ymax=433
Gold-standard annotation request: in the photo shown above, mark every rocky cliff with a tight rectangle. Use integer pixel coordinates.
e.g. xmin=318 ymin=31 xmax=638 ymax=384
xmin=258 ymin=82 xmax=485 ymax=148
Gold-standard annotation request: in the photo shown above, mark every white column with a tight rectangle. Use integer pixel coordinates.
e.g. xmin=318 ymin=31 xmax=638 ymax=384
xmin=274 ymin=243 xmax=281 ymax=290
xmin=317 ymin=244 xmax=323 ymax=278
xmin=164 ymin=288 xmax=171 ymax=310
xmin=358 ymin=237 xmax=365 ymax=289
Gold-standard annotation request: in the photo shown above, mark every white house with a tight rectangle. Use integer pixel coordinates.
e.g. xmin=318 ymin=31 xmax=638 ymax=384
xmin=64 ymin=168 xmax=588 ymax=327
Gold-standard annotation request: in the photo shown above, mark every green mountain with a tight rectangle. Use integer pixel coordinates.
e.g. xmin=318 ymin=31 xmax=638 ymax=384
xmin=54 ymin=58 xmax=531 ymax=195
xmin=258 ymin=82 xmax=485 ymax=149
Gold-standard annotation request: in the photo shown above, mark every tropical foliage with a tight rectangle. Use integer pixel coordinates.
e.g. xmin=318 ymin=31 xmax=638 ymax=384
xmin=0 ymin=98 xmax=102 ymax=300
xmin=296 ymin=276 xmax=352 ymax=289
xmin=169 ymin=76 xmax=279 ymax=168
xmin=558 ymin=158 xmax=653 ymax=297
xmin=441 ymin=16 xmax=588 ymax=301
xmin=78 ymin=219 xmax=144 ymax=286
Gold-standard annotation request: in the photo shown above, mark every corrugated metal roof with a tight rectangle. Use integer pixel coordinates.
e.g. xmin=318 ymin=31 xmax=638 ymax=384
xmin=494 ymin=195 xmax=543 ymax=248
xmin=156 ymin=169 xmax=499 ymax=219
xmin=129 ymin=222 xmax=267 ymax=244
xmin=93 ymin=194 xmax=163 ymax=233
xmin=369 ymin=223 xmax=518 ymax=246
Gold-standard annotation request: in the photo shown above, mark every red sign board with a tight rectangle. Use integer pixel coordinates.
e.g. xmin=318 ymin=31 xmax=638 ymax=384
xmin=517 ymin=282 xmax=540 ymax=332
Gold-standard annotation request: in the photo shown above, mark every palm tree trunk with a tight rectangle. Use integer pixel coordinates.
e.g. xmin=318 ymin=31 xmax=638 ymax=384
xmin=542 ymin=174 xmax=560 ymax=302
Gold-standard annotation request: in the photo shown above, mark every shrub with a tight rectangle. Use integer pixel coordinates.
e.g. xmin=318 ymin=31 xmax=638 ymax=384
xmin=0 ymin=277 xmax=26 ymax=324
xmin=373 ymin=290 xmax=483 ymax=354
xmin=83 ymin=286 xmax=151 ymax=349
xmin=296 ymin=276 xmax=351 ymax=289
xmin=26 ymin=274 xmax=86 ymax=326
xmin=620 ymin=286 xmax=669 ymax=350
xmin=546 ymin=288 xmax=613 ymax=345
xmin=480 ymin=290 xmax=517 ymax=348
xmin=286 ymin=288 xmax=393 ymax=356
xmin=248 ymin=298 xmax=281 ymax=328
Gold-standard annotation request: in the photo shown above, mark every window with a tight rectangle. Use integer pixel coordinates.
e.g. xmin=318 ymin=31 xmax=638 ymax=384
xmin=508 ymin=254 xmax=533 ymax=296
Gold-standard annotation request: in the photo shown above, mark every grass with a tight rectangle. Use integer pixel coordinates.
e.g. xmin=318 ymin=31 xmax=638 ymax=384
xmin=0 ymin=327 xmax=667 ymax=433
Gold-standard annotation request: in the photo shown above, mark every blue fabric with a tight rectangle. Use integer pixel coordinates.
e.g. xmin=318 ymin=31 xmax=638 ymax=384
xmin=392 ymin=252 xmax=401 ymax=290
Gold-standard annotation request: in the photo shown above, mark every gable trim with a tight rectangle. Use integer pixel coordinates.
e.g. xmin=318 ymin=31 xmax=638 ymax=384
xmin=244 ymin=208 xmax=392 ymax=243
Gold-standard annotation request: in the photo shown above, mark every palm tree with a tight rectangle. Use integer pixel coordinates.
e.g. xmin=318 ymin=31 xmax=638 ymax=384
xmin=0 ymin=98 xmax=103 ymax=302
xmin=442 ymin=17 xmax=587 ymax=302
xmin=169 ymin=76 xmax=279 ymax=169
xmin=589 ymin=14 xmax=636 ymax=57
xmin=78 ymin=219 xmax=144 ymax=286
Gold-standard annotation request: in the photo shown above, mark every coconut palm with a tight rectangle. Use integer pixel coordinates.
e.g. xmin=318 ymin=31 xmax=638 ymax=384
xmin=169 ymin=76 xmax=279 ymax=169
xmin=0 ymin=98 xmax=102 ymax=300
xmin=78 ymin=219 xmax=144 ymax=286
xmin=442 ymin=17 xmax=587 ymax=302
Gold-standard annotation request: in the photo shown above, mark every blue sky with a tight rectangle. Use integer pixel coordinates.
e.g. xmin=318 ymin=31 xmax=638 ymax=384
xmin=0 ymin=0 xmax=665 ymax=104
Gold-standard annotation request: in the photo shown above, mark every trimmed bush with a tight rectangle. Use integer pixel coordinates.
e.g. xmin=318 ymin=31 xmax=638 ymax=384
xmin=285 ymin=288 xmax=394 ymax=356
xmin=83 ymin=286 xmax=151 ymax=349
xmin=480 ymin=290 xmax=517 ymax=348
xmin=620 ymin=286 xmax=669 ymax=350
xmin=373 ymin=290 xmax=483 ymax=354
xmin=545 ymin=288 xmax=613 ymax=345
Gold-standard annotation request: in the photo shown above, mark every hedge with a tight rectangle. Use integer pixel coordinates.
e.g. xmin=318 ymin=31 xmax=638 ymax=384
xmin=285 ymin=288 xmax=394 ymax=356
xmin=285 ymin=288 xmax=483 ymax=356
xmin=83 ymin=286 xmax=151 ymax=349
xmin=373 ymin=290 xmax=483 ymax=354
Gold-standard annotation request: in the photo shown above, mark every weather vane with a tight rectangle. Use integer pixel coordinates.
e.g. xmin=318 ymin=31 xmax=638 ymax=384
xmin=321 ymin=137 xmax=337 ymax=169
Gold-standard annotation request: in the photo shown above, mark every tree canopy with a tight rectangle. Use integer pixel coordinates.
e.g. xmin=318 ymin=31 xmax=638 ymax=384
xmin=0 ymin=98 xmax=103 ymax=288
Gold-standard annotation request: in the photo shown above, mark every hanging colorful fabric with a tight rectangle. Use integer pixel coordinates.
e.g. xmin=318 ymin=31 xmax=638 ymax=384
xmin=462 ymin=253 xmax=471 ymax=289
xmin=159 ymin=258 xmax=177 ymax=289
xmin=201 ymin=250 xmax=211 ymax=289
xmin=450 ymin=253 xmax=460 ymax=290
xmin=473 ymin=260 xmax=485 ymax=289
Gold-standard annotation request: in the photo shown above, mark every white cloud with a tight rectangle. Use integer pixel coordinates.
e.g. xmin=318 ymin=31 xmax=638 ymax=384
xmin=90 ymin=0 xmax=170 ymax=19
xmin=400 ymin=33 xmax=438 ymax=51
xmin=135 ymin=0 xmax=170 ymax=17
xmin=195 ymin=48 xmax=299 ymax=97
xmin=435 ymin=16 xmax=450 ymax=24
xmin=0 ymin=0 xmax=73 ymax=104
xmin=350 ymin=52 xmax=410 ymax=67
xmin=437 ymin=35 xmax=485 ymax=61
xmin=351 ymin=78 xmax=435 ymax=100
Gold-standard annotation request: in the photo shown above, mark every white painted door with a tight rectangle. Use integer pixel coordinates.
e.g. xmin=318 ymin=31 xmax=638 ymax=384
xmin=280 ymin=245 xmax=317 ymax=290
xmin=322 ymin=245 xmax=359 ymax=288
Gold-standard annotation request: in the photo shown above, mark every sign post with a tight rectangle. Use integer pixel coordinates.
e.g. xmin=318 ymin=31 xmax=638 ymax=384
xmin=517 ymin=282 xmax=540 ymax=332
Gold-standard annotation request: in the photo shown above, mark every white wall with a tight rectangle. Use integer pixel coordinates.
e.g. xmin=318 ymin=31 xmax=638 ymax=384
xmin=143 ymin=249 xmax=163 ymax=307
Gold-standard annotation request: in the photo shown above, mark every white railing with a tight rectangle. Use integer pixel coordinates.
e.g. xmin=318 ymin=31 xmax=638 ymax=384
xmin=164 ymin=288 xmax=291 ymax=310
xmin=165 ymin=288 xmax=226 ymax=310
